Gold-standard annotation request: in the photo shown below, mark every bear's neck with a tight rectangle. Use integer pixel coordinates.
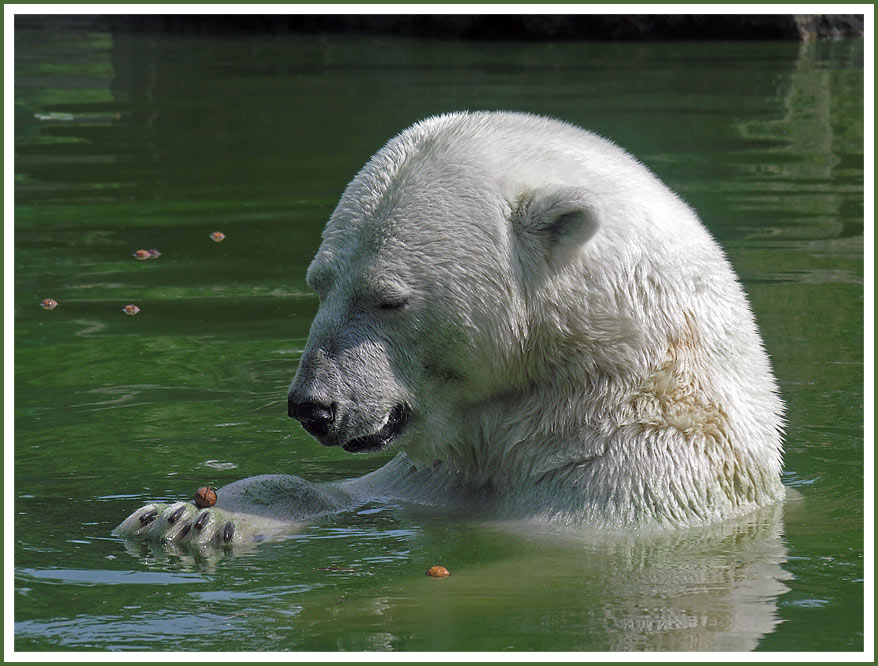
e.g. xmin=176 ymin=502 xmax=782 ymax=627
xmin=418 ymin=362 xmax=783 ymax=527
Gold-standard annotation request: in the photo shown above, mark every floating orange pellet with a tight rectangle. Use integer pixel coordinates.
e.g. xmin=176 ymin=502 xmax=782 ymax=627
xmin=210 ymin=231 xmax=225 ymax=243
xmin=194 ymin=486 xmax=217 ymax=508
xmin=133 ymin=249 xmax=151 ymax=260
xmin=425 ymin=565 xmax=450 ymax=578
xmin=40 ymin=298 xmax=58 ymax=310
xmin=122 ymin=304 xmax=140 ymax=315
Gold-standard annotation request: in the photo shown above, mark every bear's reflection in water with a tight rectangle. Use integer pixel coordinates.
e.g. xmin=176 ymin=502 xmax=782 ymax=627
xmin=334 ymin=499 xmax=791 ymax=651
xmin=118 ymin=494 xmax=794 ymax=651
xmin=493 ymin=499 xmax=793 ymax=651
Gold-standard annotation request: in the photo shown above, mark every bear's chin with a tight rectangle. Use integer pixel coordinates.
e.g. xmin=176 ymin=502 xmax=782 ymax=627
xmin=340 ymin=404 xmax=410 ymax=454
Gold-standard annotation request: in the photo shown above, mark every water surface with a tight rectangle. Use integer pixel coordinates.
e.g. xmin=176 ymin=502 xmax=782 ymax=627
xmin=13 ymin=19 xmax=864 ymax=652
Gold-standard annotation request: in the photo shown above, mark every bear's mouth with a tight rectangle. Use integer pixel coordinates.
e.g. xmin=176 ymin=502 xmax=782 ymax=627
xmin=341 ymin=404 xmax=410 ymax=453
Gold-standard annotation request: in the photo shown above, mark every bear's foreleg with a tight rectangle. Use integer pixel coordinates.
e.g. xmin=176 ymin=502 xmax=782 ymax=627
xmin=112 ymin=474 xmax=356 ymax=546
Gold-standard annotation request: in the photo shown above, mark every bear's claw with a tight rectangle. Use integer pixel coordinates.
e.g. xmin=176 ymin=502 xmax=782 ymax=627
xmin=194 ymin=512 xmax=209 ymax=531
xmin=166 ymin=505 xmax=186 ymax=524
xmin=139 ymin=508 xmax=158 ymax=525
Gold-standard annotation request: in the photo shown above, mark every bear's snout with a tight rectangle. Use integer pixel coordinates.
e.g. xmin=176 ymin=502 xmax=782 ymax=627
xmin=288 ymin=399 xmax=335 ymax=438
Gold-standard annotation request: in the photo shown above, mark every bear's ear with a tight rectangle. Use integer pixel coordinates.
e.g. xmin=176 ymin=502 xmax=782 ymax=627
xmin=511 ymin=186 xmax=600 ymax=269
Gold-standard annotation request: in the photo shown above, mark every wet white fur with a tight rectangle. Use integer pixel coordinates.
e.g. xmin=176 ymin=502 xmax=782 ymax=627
xmin=289 ymin=111 xmax=785 ymax=528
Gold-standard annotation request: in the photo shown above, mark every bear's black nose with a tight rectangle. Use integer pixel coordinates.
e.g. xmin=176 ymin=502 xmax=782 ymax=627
xmin=288 ymin=400 xmax=335 ymax=437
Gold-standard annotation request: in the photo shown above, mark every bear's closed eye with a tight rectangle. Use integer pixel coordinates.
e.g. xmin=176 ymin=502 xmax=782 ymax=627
xmin=378 ymin=296 xmax=410 ymax=311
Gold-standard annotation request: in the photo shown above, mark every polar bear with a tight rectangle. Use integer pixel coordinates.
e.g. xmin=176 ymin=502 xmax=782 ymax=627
xmin=115 ymin=111 xmax=784 ymax=546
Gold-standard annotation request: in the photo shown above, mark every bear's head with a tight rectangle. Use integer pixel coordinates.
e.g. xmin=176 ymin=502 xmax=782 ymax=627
xmin=286 ymin=113 xmax=612 ymax=460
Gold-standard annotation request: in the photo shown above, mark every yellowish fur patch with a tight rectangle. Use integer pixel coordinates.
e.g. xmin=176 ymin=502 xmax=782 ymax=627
xmin=627 ymin=312 xmax=726 ymax=442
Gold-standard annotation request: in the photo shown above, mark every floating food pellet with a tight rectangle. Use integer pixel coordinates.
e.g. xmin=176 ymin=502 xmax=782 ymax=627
xmin=122 ymin=304 xmax=140 ymax=315
xmin=194 ymin=486 xmax=217 ymax=508
xmin=133 ymin=249 xmax=151 ymax=260
xmin=147 ymin=248 xmax=161 ymax=258
xmin=40 ymin=298 xmax=58 ymax=310
xmin=210 ymin=231 xmax=225 ymax=243
xmin=426 ymin=565 xmax=450 ymax=578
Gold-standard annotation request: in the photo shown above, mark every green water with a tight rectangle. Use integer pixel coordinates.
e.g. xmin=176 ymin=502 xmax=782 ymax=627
xmin=13 ymin=19 xmax=864 ymax=652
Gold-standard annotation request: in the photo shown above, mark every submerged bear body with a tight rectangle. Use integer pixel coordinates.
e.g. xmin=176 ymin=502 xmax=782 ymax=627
xmin=117 ymin=111 xmax=784 ymax=545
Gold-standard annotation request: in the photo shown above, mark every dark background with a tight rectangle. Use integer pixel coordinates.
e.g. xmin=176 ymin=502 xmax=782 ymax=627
xmin=15 ymin=13 xmax=866 ymax=41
